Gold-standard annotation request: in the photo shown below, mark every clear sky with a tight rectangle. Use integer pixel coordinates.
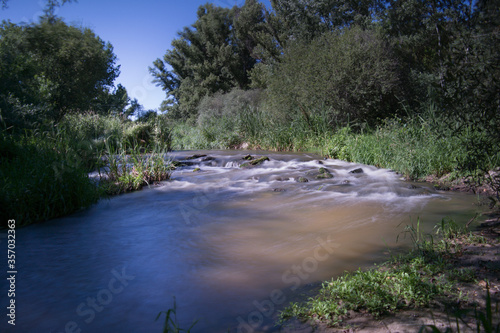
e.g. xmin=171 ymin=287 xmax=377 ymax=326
xmin=0 ymin=0 xmax=272 ymax=110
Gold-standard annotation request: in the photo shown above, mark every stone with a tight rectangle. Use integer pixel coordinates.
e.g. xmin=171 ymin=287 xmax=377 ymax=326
xmin=186 ymin=154 xmax=207 ymax=160
xmin=316 ymin=167 xmax=334 ymax=179
xmin=271 ymin=176 xmax=290 ymax=181
xmin=240 ymin=156 xmax=269 ymax=167
xmin=316 ymin=172 xmax=334 ymax=179
xmin=248 ymin=156 xmax=269 ymax=166
xmin=350 ymin=168 xmax=364 ymax=174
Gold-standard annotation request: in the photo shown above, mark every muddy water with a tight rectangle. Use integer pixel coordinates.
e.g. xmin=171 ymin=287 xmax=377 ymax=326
xmin=1 ymin=151 xmax=481 ymax=333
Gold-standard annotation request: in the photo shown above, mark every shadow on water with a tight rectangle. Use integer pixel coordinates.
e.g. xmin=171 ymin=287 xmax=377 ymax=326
xmin=0 ymin=150 xmax=482 ymax=333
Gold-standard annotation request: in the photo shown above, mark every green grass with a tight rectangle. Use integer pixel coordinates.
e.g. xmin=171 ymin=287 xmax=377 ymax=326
xmin=156 ymin=297 xmax=198 ymax=333
xmin=1 ymin=113 xmax=173 ymax=227
xmin=321 ymin=120 xmax=466 ymax=180
xmin=0 ymin=131 xmax=101 ymax=227
xmin=99 ymin=141 xmax=172 ymax=195
xmin=172 ymin=91 xmax=500 ymax=189
xmin=170 ymin=96 xmax=499 ymax=185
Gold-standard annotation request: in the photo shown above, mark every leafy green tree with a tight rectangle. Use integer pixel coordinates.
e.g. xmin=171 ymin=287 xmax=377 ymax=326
xmin=269 ymin=0 xmax=385 ymax=42
xmin=234 ymin=0 xmax=277 ymax=62
xmin=124 ymin=98 xmax=144 ymax=120
xmin=383 ymin=0 xmax=471 ymax=86
xmin=1 ymin=0 xmax=76 ymax=11
xmin=438 ymin=0 xmax=500 ymax=175
xmin=93 ymin=84 xmax=129 ymax=117
xmin=266 ymin=27 xmax=402 ymax=129
xmin=0 ymin=17 xmax=120 ymax=127
xmin=150 ymin=3 xmax=256 ymax=120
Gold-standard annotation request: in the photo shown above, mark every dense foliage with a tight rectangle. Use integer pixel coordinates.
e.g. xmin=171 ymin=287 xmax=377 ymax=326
xmin=153 ymin=0 xmax=499 ymax=194
xmin=149 ymin=3 xmax=257 ymax=119
xmin=0 ymin=17 xmax=125 ymax=128
xmin=1 ymin=0 xmax=499 ymax=225
xmin=0 ymin=5 xmax=172 ymax=226
xmin=266 ymin=27 xmax=402 ymax=129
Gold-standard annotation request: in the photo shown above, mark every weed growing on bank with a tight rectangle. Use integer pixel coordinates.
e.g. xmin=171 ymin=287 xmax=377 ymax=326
xmin=172 ymin=89 xmax=499 ymax=184
xmin=156 ymin=297 xmax=199 ymax=333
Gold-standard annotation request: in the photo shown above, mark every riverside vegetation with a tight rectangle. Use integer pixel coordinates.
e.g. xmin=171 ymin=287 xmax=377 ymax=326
xmin=1 ymin=0 xmax=499 ymax=331
xmin=2 ymin=0 xmax=499 ymax=226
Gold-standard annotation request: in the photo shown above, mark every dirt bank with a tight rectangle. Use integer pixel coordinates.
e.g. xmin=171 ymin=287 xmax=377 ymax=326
xmin=424 ymin=170 xmax=500 ymax=198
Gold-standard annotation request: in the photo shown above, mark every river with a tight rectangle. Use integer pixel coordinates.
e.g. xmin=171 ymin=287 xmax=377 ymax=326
xmin=1 ymin=150 xmax=481 ymax=333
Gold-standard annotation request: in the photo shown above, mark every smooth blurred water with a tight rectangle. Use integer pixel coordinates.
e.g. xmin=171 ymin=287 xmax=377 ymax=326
xmin=0 ymin=151 xmax=481 ymax=333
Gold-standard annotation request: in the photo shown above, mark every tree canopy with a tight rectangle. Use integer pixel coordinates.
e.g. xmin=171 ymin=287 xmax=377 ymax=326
xmin=149 ymin=3 xmax=257 ymax=120
xmin=0 ymin=16 xmax=122 ymax=128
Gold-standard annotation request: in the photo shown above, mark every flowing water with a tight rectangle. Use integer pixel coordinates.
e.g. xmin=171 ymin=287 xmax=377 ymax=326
xmin=1 ymin=151 xmax=482 ymax=333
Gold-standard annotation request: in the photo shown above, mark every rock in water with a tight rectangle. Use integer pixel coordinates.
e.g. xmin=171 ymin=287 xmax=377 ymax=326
xmin=316 ymin=167 xmax=334 ymax=179
xmin=241 ymin=156 xmax=270 ymax=167
xmin=186 ymin=154 xmax=207 ymax=160
xmin=249 ymin=156 xmax=270 ymax=165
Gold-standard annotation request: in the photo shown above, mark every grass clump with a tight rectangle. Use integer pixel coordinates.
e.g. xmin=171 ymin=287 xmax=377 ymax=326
xmin=281 ymin=257 xmax=443 ymax=326
xmin=99 ymin=142 xmax=172 ymax=195
xmin=283 ymin=267 xmax=439 ymax=325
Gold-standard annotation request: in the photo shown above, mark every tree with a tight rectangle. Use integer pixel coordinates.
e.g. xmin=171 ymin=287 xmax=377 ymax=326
xmin=438 ymin=0 xmax=500 ymax=175
xmin=266 ymin=27 xmax=402 ymax=129
xmin=233 ymin=0 xmax=276 ymax=62
xmin=150 ymin=3 xmax=256 ymax=120
xmin=269 ymin=0 xmax=385 ymax=42
xmin=1 ymin=0 xmax=76 ymax=11
xmin=92 ymin=84 xmax=129 ymax=117
xmin=0 ymin=16 xmax=120 ymax=127
xmin=384 ymin=0 xmax=472 ymax=77
xmin=124 ymin=98 xmax=143 ymax=120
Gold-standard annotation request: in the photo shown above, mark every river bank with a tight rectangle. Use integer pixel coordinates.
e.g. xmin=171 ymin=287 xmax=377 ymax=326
xmin=423 ymin=171 xmax=500 ymax=198
xmin=278 ymin=212 xmax=500 ymax=333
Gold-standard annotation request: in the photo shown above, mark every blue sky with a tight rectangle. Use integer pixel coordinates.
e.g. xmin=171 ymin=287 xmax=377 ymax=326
xmin=0 ymin=0 xmax=271 ymax=110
